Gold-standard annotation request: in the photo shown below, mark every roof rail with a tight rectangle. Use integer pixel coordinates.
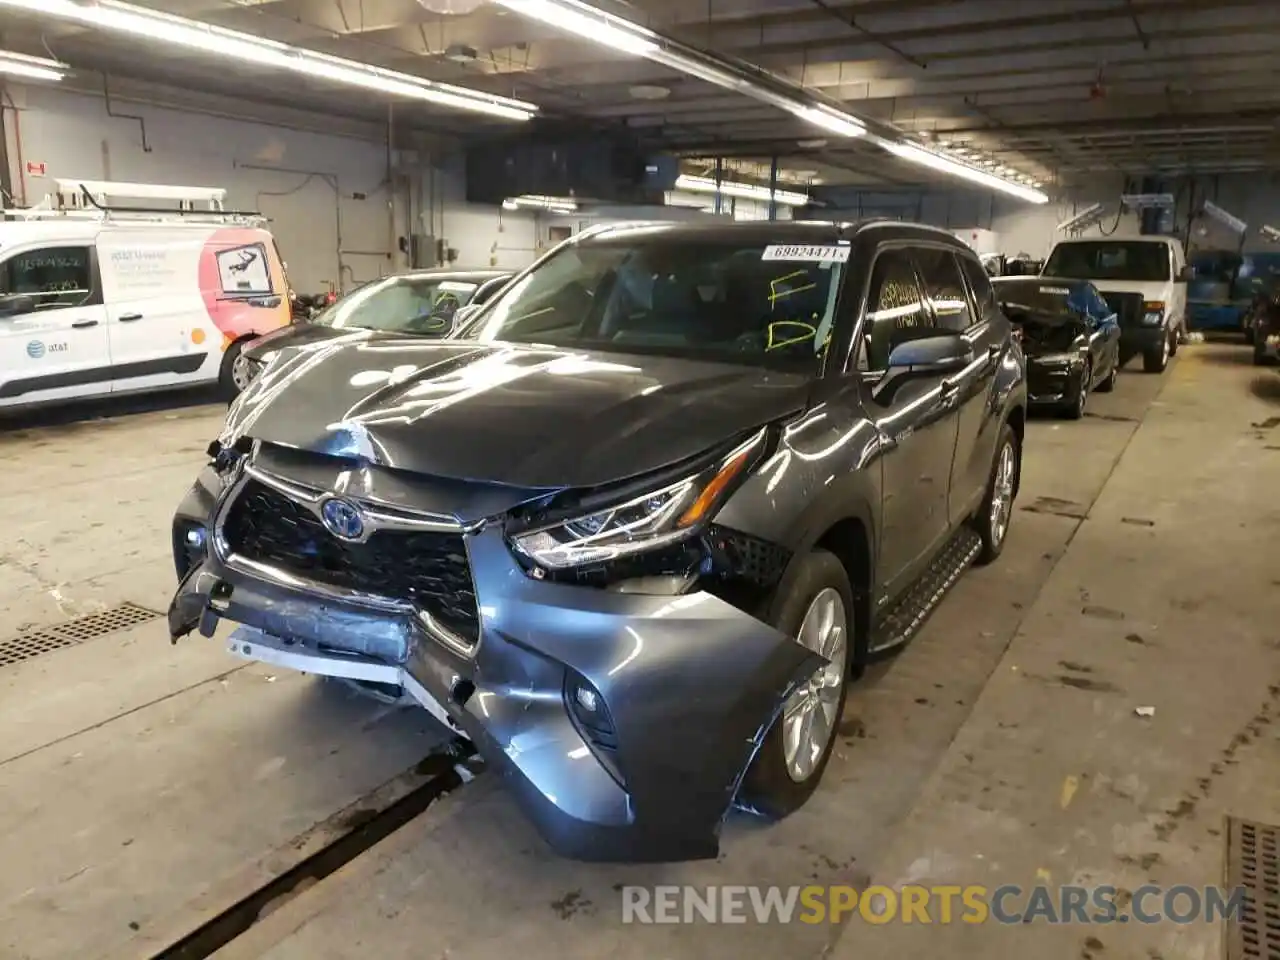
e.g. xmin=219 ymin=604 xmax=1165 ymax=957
xmin=1 ymin=179 xmax=266 ymax=226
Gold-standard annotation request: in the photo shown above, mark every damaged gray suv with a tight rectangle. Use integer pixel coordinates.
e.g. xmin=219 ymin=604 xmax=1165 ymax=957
xmin=169 ymin=220 xmax=1027 ymax=862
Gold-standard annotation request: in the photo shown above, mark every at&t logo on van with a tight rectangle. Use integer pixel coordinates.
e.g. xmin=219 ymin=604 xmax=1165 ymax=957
xmin=26 ymin=340 xmax=67 ymax=359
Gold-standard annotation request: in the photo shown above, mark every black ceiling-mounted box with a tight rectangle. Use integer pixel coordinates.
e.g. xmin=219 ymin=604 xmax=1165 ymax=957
xmin=465 ymin=120 xmax=675 ymax=205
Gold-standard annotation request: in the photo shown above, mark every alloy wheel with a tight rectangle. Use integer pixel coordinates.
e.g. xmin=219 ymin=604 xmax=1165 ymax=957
xmin=989 ymin=441 xmax=1016 ymax=550
xmin=782 ymin=588 xmax=847 ymax=783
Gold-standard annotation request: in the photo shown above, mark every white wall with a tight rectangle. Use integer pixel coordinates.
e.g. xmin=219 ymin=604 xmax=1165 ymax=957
xmin=2 ymin=82 xmax=414 ymax=293
xmin=0 ymin=80 xmax=547 ymax=290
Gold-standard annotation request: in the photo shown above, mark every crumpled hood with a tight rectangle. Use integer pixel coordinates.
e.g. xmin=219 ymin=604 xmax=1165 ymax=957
xmin=223 ymin=338 xmax=811 ymax=488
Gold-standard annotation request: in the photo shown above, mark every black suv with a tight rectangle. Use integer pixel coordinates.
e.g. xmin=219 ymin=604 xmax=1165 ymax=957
xmin=169 ymin=220 xmax=1027 ymax=862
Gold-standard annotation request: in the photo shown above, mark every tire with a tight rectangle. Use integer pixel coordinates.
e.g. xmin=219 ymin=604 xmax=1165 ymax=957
xmin=1095 ymin=358 xmax=1117 ymax=393
xmin=1143 ymin=330 xmax=1171 ymax=373
xmin=218 ymin=338 xmax=250 ymax=402
xmin=740 ymin=549 xmax=854 ymax=820
xmin=972 ymin=422 xmax=1019 ymax=566
xmin=1062 ymin=361 xmax=1090 ymax=419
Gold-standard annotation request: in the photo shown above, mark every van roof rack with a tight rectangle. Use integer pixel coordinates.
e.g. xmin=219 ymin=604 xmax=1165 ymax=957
xmin=1 ymin=179 xmax=267 ymax=226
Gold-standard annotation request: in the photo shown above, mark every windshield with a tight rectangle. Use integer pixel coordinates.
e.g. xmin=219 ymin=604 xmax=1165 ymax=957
xmin=1043 ymin=241 xmax=1170 ymax=282
xmin=467 ymin=233 xmax=847 ymax=370
xmin=313 ymin=275 xmax=480 ymax=332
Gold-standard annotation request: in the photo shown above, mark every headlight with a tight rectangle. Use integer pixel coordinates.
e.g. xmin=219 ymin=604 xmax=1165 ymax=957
xmin=509 ymin=431 xmax=765 ymax=572
xmin=1141 ymin=301 xmax=1165 ymax=325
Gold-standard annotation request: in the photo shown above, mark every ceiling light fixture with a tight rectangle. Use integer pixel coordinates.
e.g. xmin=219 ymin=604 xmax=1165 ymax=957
xmin=503 ymin=194 xmax=578 ymax=213
xmin=492 ymin=0 xmax=865 ymax=139
xmin=0 ymin=0 xmax=536 ymax=121
xmin=878 ymin=139 xmax=1048 ymax=204
xmin=0 ymin=49 xmax=67 ymax=82
xmin=675 ymin=174 xmax=809 ymax=206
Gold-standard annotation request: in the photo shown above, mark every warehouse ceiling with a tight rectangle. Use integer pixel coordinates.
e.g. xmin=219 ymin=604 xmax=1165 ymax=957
xmin=3 ymin=0 xmax=1280 ymax=193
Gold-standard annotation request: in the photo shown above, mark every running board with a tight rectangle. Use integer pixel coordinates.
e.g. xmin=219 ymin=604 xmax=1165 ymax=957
xmin=867 ymin=527 xmax=982 ymax=655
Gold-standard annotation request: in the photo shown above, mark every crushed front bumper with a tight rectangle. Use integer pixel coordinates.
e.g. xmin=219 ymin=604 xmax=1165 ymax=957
xmin=169 ymin=471 xmax=821 ymax=862
xmin=1025 ymin=358 xmax=1084 ymax=406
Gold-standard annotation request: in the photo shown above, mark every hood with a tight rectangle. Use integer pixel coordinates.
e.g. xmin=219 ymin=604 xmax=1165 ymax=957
xmin=242 ymin=322 xmax=379 ymax=358
xmin=223 ymin=339 xmax=811 ymax=489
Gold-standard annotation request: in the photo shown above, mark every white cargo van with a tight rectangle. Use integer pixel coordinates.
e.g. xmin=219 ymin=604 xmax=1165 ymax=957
xmin=1040 ymin=236 xmax=1191 ymax=373
xmin=0 ymin=180 xmax=292 ymax=411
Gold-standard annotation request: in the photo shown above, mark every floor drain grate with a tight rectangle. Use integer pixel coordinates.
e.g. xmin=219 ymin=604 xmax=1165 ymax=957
xmin=1226 ymin=817 xmax=1280 ymax=960
xmin=0 ymin=602 xmax=163 ymax=668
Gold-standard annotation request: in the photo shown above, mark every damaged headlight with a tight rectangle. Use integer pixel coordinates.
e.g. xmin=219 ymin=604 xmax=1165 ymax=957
xmin=509 ymin=430 xmax=766 ymax=572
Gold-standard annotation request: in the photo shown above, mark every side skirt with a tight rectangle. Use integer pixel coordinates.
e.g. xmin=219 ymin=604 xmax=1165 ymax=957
xmin=866 ymin=527 xmax=982 ymax=656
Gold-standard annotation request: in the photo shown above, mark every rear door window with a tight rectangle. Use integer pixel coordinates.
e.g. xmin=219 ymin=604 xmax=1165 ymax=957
xmin=913 ymin=247 xmax=974 ymax=333
xmin=958 ymin=254 xmax=1001 ymax=327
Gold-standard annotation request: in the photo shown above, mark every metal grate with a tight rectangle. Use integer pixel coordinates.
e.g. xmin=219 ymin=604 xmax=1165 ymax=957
xmin=1227 ymin=817 xmax=1280 ymax=960
xmin=0 ymin=602 xmax=163 ymax=668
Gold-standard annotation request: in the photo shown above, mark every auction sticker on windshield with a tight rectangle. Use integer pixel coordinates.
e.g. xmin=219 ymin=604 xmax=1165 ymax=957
xmin=762 ymin=244 xmax=851 ymax=263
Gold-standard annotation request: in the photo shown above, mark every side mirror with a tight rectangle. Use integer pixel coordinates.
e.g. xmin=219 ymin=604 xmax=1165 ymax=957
xmin=1177 ymin=265 xmax=1194 ymax=283
xmin=0 ymin=293 xmax=36 ymax=317
xmin=885 ymin=333 xmax=973 ymax=374
xmin=875 ymin=333 xmax=973 ymax=403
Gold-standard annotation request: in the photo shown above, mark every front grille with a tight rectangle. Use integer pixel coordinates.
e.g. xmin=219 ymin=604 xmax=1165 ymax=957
xmin=1101 ymin=291 xmax=1145 ymax=328
xmin=222 ymin=478 xmax=479 ymax=648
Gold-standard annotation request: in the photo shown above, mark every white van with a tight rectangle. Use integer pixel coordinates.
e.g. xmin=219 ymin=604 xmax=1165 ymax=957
xmin=1040 ymin=236 xmax=1191 ymax=373
xmin=0 ymin=180 xmax=292 ymax=411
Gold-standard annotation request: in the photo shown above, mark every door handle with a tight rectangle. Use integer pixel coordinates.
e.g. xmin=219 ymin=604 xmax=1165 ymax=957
xmin=118 ymin=313 xmax=143 ymax=322
xmin=71 ymin=319 xmax=99 ymax=329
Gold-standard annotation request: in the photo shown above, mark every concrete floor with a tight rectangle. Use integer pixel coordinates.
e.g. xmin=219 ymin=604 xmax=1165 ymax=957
xmin=0 ymin=346 xmax=1274 ymax=960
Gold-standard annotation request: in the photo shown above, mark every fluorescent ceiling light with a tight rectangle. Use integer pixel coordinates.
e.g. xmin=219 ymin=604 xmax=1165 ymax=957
xmin=0 ymin=49 xmax=67 ymax=82
xmin=1201 ymin=200 xmax=1247 ymax=235
xmin=1057 ymin=202 xmax=1105 ymax=233
xmin=495 ymin=0 xmax=658 ymax=56
xmin=0 ymin=0 xmax=536 ymax=121
xmin=879 ymin=140 xmax=1048 ymax=204
xmin=504 ymin=195 xmax=578 ymax=213
xmin=675 ymin=174 xmax=809 ymax=207
xmin=493 ymin=0 xmax=864 ymax=139
xmin=1261 ymin=225 xmax=1280 ymax=243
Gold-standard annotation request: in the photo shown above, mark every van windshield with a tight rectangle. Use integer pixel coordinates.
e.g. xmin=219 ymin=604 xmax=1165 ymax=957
xmin=1043 ymin=241 xmax=1170 ymax=282
xmin=466 ymin=232 xmax=846 ymax=371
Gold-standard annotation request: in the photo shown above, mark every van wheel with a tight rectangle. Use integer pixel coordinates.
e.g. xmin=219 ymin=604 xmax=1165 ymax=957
xmin=218 ymin=339 xmax=250 ymax=402
xmin=739 ymin=550 xmax=853 ymax=820
xmin=1143 ymin=331 xmax=1171 ymax=373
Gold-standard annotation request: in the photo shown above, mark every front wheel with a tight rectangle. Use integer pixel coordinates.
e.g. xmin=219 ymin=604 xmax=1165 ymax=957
xmin=740 ymin=550 xmax=853 ymax=820
xmin=1095 ymin=358 xmax=1117 ymax=393
xmin=1143 ymin=330 xmax=1172 ymax=373
xmin=972 ymin=423 xmax=1019 ymax=565
xmin=1063 ymin=361 xmax=1090 ymax=419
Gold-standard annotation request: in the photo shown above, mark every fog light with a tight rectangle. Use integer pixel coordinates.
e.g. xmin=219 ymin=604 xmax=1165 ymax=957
xmin=185 ymin=526 xmax=207 ymax=549
xmin=575 ymin=685 xmax=599 ymax=713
